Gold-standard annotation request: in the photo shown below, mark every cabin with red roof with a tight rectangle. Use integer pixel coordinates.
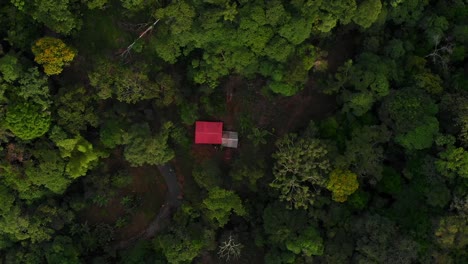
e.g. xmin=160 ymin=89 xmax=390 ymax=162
xmin=195 ymin=121 xmax=223 ymax=144
xmin=195 ymin=121 xmax=238 ymax=148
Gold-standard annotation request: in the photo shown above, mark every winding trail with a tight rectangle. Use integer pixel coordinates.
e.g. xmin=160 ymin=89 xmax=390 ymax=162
xmin=114 ymin=163 xmax=182 ymax=249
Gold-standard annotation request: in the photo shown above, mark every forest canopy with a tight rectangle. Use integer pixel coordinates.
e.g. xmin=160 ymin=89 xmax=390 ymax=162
xmin=0 ymin=0 xmax=467 ymax=263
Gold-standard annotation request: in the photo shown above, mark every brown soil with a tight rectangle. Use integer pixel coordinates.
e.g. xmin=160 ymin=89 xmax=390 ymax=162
xmin=216 ymin=33 xmax=356 ymax=137
xmin=173 ymin=160 xmax=185 ymax=199
xmin=191 ymin=144 xmax=221 ymax=164
xmin=275 ymin=78 xmax=338 ymax=135
xmin=222 ymin=75 xmax=244 ymax=130
xmin=327 ymin=31 xmax=357 ymax=73
xmin=83 ymin=165 xmax=167 ymax=241
xmin=223 ymin=77 xmax=337 ymax=137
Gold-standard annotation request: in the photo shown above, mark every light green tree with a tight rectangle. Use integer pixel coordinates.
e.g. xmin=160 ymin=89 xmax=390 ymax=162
xmin=436 ymin=147 xmax=468 ymax=179
xmin=0 ymin=161 xmax=47 ymax=201
xmin=352 ymin=0 xmax=382 ymax=28
xmin=0 ymin=54 xmax=22 ymax=83
xmin=279 ymin=18 xmax=312 ymax=45
xmin=319 ymin=0 xmax=357 ymax=26
xmin=0 ymin=205 xmax=53 ymax=243
xmin=285 ymin=226 xmax=324 ymax=256
xmin=25 ymin=147 xmax=70 ymax=194
xmin=14 ymin=67 xmax=50 ymax=108
xmin=55 ymin=135 xmax=106 ymax=178
xmin=202 ymin=187 xmax=246 ymax=227
xmin=6 ymin=101 xmax=51 ymax=140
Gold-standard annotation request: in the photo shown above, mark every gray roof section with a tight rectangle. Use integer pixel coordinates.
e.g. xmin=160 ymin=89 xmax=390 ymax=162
xmin=221 ymin=131 xmax=238 ymax=148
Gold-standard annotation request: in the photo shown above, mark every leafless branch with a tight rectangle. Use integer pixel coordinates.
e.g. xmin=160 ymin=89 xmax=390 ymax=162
xmin=119 ymin=19 xmax=160 ymax=59
xmin=218 ymin=233 xmax=243 ymax=262
xmin=425 ymin=35 xmax=453 ymax=72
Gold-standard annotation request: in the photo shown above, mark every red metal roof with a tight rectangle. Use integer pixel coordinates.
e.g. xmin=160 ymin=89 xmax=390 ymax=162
xmin=195 ymin=121 xmax=223 ymax=144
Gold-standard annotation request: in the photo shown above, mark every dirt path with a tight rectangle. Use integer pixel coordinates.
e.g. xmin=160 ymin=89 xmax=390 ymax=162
xmin=114 ymin=164 xmax=182 ymax=249
xmin=222 ymin=75 xmax=244 ymax=130
xmin=158 ymin=164 xmax=182 ymax=205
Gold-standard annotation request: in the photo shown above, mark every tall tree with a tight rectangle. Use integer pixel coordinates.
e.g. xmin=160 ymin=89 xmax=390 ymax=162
xmin=271 ymin=133 xmax=331 ymax=209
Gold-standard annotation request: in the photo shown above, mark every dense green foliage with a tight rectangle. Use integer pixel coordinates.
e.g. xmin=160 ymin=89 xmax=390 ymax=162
xmin=5 ymin=101 xmax=51 ymax=140
xmin=0 ymin=0 xmax=467 ymax=263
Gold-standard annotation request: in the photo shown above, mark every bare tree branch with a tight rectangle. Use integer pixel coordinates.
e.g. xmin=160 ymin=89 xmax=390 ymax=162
xmin=425 ymin=35 xmax=453 ymax=72
xmin=119 ymin=19 xmax=160 ymax=59
xmin=218 ymin=233 xmax=243 ymax=262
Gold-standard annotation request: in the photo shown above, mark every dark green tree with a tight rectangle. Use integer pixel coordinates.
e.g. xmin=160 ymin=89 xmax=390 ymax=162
xmin=154 ymin=224 xmax=212 ymax=264
xmin=88 ymin=60 xmax=163 ymax=104
xmin=45 ymin=236 xmax=81 ymax=264
xmin=379 ymin=88 xmax=439 ymax=150
xmin=55 ymin=86 xmax=98 ymax=134
xmin=336 ymin=125 xmax=391 ymax=183
xmin=11 ymin=0 xmax=82 ymax=34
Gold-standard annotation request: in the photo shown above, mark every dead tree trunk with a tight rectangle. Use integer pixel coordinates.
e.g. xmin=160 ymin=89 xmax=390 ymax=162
xmin=119 ymin=19 xmax=160 ymax=58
